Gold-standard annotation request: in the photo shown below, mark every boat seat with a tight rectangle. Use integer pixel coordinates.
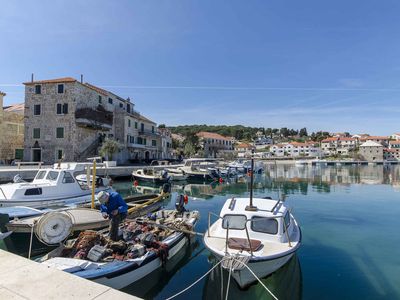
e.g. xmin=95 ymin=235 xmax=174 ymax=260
xmin=228 ymin=237 xmax=262 ymax=252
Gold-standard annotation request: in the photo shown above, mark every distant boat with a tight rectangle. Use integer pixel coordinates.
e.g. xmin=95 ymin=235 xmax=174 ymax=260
xmin=132 ymin=168 xmax=171 ymax=184
xmin=178 ymin=158 xmax=220 ymax=181
xmin=295 ymin=160 xmax=308 ymax=166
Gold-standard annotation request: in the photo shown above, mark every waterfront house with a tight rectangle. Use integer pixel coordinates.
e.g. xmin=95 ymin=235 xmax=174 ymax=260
xmin=270 ymin=142 xmax=321 ymax=158
xmin=23 ymin=77 xmax=167 ymax=164
xmin=359 ymin=141 xmax=383 ymax=162
xmin=196 ymin=131 xmax=234 ymax=157
xmin=321 ymin=137 xmax=357 ymax=156
xmin=0 ymin=91 xmax=24 ymax=163
xmin=235 ymin=142 xmax=256 ymax=157
xmin=390 ymin=133 xmax=400 ymax=141
xmin=359 ymin=136 xmax=390 ymax=147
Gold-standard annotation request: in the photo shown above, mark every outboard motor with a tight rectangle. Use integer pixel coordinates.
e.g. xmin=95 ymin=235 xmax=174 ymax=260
xmin=175 ymin=194 xmax=186 ymax=213
xmin=13 ymin=174 xmax=24 ymax=183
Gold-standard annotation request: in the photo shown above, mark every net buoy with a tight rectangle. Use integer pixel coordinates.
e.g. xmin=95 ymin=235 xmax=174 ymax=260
xmin=35 ymin=212 xmax=73 ymax=244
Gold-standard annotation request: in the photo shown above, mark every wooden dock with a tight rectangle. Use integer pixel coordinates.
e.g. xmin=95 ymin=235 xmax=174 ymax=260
xmin=0 ymin=249 xmax=141 ymax=300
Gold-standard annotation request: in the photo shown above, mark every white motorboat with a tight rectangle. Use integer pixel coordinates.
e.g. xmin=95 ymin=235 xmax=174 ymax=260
xmin=178 ymin=158 xmax=220 ymax=181
xmin=227 ymin=159 xmax=264 ymax=174
xmin=295 ymin=160 xmax=308 ymax=166
xmin=132 ymin=168 xmax=171 ymax=184
xmin=204 ymin=158 xmax=301 ymax=288
xmin=166 ymin=168 xmax=188 ymax=181
xmin=39 ymin=209 xmax=200 ymax=289
xmin=204 ymin=197 xmax=301 ymax=288
xmin=0 ymin=163 xmax=112 ymax=208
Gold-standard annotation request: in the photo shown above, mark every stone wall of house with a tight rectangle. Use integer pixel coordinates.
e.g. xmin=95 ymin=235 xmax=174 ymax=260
xmin=0 ymin=93 xmax=25 ymax=162
xmin=360 ymin=146 xmax=383 ymax=162
xmin=23 ymin=78 xmax=160 ymax=164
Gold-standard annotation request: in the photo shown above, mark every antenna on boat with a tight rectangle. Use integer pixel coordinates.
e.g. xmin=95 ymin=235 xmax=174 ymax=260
xmin=246 ymin=150 xmax=257 ymax=211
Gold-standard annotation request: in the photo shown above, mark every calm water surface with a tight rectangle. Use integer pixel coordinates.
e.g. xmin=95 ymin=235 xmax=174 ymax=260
xmin=109 ymin=164 xmax=400 ymax=300
xmin=3 ymin=165 xmax=400 ymax=299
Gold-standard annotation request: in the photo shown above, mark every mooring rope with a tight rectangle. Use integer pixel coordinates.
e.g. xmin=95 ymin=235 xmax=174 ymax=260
xmin=28 ymin=223 xmax=35 ymax=259
xmin=165 ymin=259 xmax=225 ymax=300
xmin=165 ymin=255 xmax=279 ymax=300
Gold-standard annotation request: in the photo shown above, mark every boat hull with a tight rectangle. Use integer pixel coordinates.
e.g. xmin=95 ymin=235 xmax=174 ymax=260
xmin=211 ymin=252 xmax=295 ymax=289
xmin=0 ymin=187 xmax=113 ymax=209
xmin=91 ymin=233 xmax=188 ymax=289
xmin=132 ymin=175 xmax=170 ymax=184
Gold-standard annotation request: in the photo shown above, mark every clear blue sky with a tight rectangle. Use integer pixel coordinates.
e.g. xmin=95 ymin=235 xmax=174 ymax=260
xmin=1 ymin=0 xmax=400 ymax=135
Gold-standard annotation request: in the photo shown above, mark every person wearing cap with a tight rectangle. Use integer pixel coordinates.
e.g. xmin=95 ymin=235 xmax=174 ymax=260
xmin=97 ymin=191 xmax=128 ymax=241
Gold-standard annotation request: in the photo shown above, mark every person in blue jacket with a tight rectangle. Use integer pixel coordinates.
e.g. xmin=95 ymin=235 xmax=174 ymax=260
xmin=97 ymin=191 xmax=128 ymax=241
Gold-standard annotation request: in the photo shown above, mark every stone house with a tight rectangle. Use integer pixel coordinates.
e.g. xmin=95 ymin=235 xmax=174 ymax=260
xmin=0 ymin=92 xmax=24 ymax=163
xmin=23 ymin=77 xmax=165 ymax=164
xmin=359 ymin=136 xmax=390 ymax=147
xmin=196 ymin=131 xmax=234 ymax=157
xmin=359 ymin=141 xmax=383 ymax=162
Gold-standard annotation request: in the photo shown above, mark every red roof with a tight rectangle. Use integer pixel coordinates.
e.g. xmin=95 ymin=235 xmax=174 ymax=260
xmin=3 ymin=103 xmax=24 ymax=113
xmin=23 ymin=77 xmax=77 ymax=85
xmin=384 ymin=148 xmax=398 ymax=153
xmin=84 ymin=83 xmax=109 ymax=96
xmin=360 ymin=136 xmax=389 ymax=141
xmin=197 ymin=132 xmax=230 ymax=141
xmin=236 ymin=143 xmax=254 ymax=148
xmin=389 ymin=141 xmax=400 ymax=145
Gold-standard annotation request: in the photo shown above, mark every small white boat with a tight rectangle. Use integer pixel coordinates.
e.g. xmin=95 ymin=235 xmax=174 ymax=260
xmin=295 ymin=160 xmax=308 ymax=166
xmin=227 ymin=159 xmax=264 ymax=174
xmin=0 ymin=163 xmax=112 ymax=209
xmin=204 ymin=197 xmax=301 ymax=288
xmin=39 ymin=209 xmax=200 ymax=289
xmin=132 ymin=168 xmax=171 ymax=184
xmin=178 ymin=158 xmax=220 ymax=181
xmin=166 ymin=168 xmax=188 ymax=181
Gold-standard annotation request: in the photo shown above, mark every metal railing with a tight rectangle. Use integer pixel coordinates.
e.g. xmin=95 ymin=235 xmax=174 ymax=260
xmin=207 ymin=211 xmax=292 ymax=257
xmin=0 ymin=187 xmax=7 ymax=200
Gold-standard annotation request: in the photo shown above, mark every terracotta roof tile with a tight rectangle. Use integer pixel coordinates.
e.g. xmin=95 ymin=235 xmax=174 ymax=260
xmin=197 ymin=131 xmax=230 ymax=141
xmin=4 ymin=103 xmax=24 ymax=113
xmin=360 ymin=136 xmax=389 ymax=141
xmin=23 ymin=77 xmax=77 ymax=85
xmin=84 ymin=83 xmax=109 ymax=96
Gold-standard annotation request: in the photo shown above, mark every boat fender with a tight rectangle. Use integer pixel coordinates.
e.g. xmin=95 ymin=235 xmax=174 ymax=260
xmin=183 ymin=195 xmax=189 ymax=204
xmin=34 ymin=212 xmax=73 ymax=245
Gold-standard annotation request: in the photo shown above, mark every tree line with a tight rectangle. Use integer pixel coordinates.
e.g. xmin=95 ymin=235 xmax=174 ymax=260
xmin=167 ymin=125 xmax=331 ymax=142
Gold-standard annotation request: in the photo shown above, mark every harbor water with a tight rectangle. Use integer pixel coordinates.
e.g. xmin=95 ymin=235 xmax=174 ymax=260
xmin=2 ymin=164 xmax=400 ymax=299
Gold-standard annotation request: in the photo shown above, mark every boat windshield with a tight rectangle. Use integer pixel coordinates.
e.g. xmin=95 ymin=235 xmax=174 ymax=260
xmin=35 ymin=170 xmax=47 ymax=180
xmin=46 ymin=171 xmax=59 ymax=181
xmin=251 ymin=216 xmax=278 ymax=235
xmin=222 ymin=214 xmax=247 ymax=230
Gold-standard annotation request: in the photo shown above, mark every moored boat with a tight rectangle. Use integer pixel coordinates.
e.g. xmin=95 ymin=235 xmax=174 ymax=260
xmin=132 ymin=168 xmax=171 ymax=184
xmin=0 ymin=163 xmax=113 ymax=209
xmin=203 ymin=158 xmax=301 ymax=288
xmin=38 ymin=209 xmax=200 ymax=289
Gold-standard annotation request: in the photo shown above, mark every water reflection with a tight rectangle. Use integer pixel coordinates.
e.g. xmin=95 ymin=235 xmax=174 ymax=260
xmin=203 ymin=254 xmax=302 ymax=300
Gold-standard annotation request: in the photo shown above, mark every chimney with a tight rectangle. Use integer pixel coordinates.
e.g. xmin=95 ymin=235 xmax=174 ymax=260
xmin=31 ymin=73 xmax=34 ymax=82
xmin=80 ymin=74 xmax=83 ymax=83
